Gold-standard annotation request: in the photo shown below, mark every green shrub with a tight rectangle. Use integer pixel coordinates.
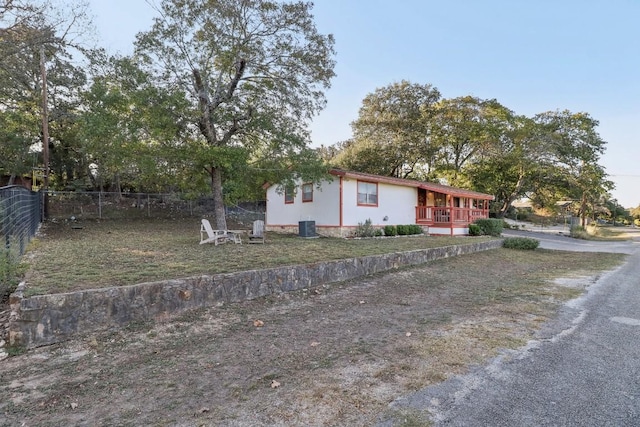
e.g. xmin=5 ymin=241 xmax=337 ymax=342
xmin=395 ymin=224 xmax=423 ymax=236
xmin=515 ymin=210 xmax=531 ymax=222
xmin=474 ymin=218 xmax=503 ymax=236
xmin=0 ymin=249 xmax=24 ymax=303
xmin=570 ymin=225 xmax=589 ymax=240
xmin=355 ymin=219 xmax=378 ymax=238
xmin=502 ymin=237 xmax=539 ymax=250
xmin=408 ymin=224 xmax=423 ymax=235
xmin=468 ymin=223 xmax=481 ymax=236
xmin=383 ymin=225 xmax=397 ymax=236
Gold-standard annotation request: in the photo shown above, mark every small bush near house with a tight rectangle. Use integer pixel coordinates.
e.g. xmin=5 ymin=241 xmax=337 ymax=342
xmin=502 ymin=237 xmax=539 ymax=250
xmin=383 ymin=225 xmax=397 ymax=236
xmin=474 ymin=218 xmax=504 ymax=236
xmin=355 ymin=219 xmax=379 ymax=237
xmin=396 ymin=224 xmax=423 ymax=236
xmin=468 ymin=223 xmax=482 ymax=236
xmin=407 ymin=224 xmax=424 ymax=235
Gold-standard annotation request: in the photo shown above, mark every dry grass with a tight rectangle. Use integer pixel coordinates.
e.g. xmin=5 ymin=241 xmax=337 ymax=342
xmin=587 ymin=225 xmax=634 ymax=240
xmin=2 ymin=247 xmax=627 ymax=426
xmin=24 ymin=218 xmax=495 ymax=295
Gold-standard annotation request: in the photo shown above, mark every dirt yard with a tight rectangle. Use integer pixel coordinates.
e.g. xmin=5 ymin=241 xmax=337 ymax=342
xmin=0 ymin=248 xmax=624 ymax=426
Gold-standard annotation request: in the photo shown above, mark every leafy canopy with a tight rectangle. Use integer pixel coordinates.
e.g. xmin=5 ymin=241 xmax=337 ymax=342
xmin=134 ymin=0 xmax=336 ymax=228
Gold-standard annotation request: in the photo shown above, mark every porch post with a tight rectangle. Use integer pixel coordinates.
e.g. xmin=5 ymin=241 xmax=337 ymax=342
xmin=449 ymin=194 xmax=454 ymax=236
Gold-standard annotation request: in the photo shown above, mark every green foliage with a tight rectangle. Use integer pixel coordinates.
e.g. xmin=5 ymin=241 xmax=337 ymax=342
xmin=474 ymin=218 xmax=503 ymax=236
xmin=411 ymin=225 xmax=424 ymax=235
xmin=396 ymin=224 xmax=424 ymax=235
xmin=0 ymin=2 xmax=92 ymax=189
xmin=7 ymin=345 xmax=27 ymax=357
xmin=383 ymin=225 xmax=397 ymax=236
xmin=514 ymin=209 xmax=532 ymax=221
xmin=432 ymin=96 xmax=511 ymax=187
xmin=333 ymin=81 xmax=441 ymax=178
xmin=0 ymin=250 xmax=24 ymax=303
xmin=502 ymin=237 xmax=539 ymax=250
xmin=382 ymin=224 xmax=426 ymax=237
xmin=355 ymin=219 xmax=378 ymax=238
xmin=570 ymin=225 xmax=589 ymax=240
xmin=135 ymin=0 xmax=337 ymax=228
xmin=468 ymin=223 xmax=482 ymax=236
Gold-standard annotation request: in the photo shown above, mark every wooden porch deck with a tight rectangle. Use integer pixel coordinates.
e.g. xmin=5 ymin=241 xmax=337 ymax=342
xmin=415 ymin=206 xmax=489 ymax=226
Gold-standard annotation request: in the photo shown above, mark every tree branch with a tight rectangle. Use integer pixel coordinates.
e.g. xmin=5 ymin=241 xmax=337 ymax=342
xmin=192 ymin=68 xmax=217 ymax=144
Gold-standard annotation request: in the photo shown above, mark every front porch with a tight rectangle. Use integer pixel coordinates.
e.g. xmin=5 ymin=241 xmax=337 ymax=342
xmin=415 ymin=206 xmax=489 ymax=226
xmin=415 ymin=188 xmax=491 ymax=235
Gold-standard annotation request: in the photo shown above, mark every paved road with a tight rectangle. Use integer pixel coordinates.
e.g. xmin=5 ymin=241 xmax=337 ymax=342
xmin=379 ymin=229 xmax=640 ymax=426
xmin=503 ymin=228 xmax=640 ymax=254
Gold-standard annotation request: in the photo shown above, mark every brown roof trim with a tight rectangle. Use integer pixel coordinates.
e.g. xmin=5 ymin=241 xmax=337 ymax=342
xmin=329 ymin=169 xmax=495 ymax=200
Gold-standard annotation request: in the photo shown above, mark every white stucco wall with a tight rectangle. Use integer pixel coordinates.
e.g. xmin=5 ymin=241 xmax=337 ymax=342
xmin=265 ymin=178 xmax=340 ymax=226
xmin=341 ymin=178 xmax=416 ymax=227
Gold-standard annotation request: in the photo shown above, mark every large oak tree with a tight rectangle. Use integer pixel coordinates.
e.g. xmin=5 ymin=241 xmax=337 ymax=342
xmin=135 ymin=0 xmax=336 ymax=229
xmin=339 ymin=80 xmax=441 ymax=179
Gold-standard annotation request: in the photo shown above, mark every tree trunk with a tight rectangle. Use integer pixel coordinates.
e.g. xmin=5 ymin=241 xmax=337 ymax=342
xmin=580 ymin=193 xmax=588 ymax=228
xmin=112 ymin=173 xmax=122 ymax=201
xmin=210 ymin=166 xmax=227 ymax=230
xmin=498 ymin=170 xmax=526 ymax=218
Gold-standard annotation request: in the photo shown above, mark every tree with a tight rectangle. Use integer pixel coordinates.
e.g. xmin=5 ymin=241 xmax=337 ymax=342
xmin=466 ymin=113 xmax=549 ymax=217
xmin=135 ymin=0 xmax=336 ymax=229
xmin=337 ymin=80 xmax=441 ymax=178
xmin=430 ymin=96 xmax=508 ymax=187
xmin=534 ymin=110 xmax=612 ymax=226
xmin=78 ymin=51 xmax=190 ymax=193
xmin=0 ymin=9 xmax=51 ymax=183
xmin=0 ymin=0 xmax=91 ymax=192
xmin=0 ymin=109 xmax=35 ymax=182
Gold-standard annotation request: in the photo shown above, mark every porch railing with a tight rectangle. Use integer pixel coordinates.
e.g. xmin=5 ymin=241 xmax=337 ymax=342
xmin=415 ymin=206 xmax=488 ymax=224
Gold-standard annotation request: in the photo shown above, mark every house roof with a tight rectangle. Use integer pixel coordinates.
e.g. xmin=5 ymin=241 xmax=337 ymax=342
xmin=329 ymin=169 xmax=495 ymax=200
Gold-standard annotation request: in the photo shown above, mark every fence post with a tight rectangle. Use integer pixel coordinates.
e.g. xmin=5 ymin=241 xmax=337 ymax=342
xmin=4 ymin=192 xmax=11 ymax=251
xmin=98 ymin=191 xmax=102 ymax=219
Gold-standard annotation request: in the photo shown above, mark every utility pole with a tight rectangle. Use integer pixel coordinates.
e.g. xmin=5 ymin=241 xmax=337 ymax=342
xmin=40 ymin=45 xmax=49 ymax=218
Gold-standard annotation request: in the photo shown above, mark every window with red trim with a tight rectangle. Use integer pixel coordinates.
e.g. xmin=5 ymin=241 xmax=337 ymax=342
xmin=285 ymin=186 xmax=295 ymax=204
xmin=357 ymin=181 xmax=378 ymax=206
xmin=302 ymin=183 xmax=313 ymax=202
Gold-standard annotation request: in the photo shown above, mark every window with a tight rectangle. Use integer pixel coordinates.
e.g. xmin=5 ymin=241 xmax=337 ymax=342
xmin=357 ymin=181 xmax=378 ymax=206
xmin=285 ymin=186 xmax=295 ymax=204
xmin=302 ymin=183 xmax=313 ymax=202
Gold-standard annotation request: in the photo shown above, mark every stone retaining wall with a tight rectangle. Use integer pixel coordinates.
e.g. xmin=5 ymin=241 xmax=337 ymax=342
xmin=9 ymin=240 xmax=502 ymax=348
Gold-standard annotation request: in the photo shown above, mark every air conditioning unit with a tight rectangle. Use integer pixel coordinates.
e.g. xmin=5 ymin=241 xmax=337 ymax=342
xmin=298 ymin=220 xmax=316 ymax=237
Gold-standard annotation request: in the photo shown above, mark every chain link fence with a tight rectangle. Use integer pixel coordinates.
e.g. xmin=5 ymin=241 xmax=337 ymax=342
xmin=47 ymin=191 xmax=265 ymax=226
xmin=1 ymin=185 xmax=41 ymax=299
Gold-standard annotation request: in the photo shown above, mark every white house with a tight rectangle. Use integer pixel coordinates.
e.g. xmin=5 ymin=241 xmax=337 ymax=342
xmin=265 ymin=169 xmax=495 ymax=236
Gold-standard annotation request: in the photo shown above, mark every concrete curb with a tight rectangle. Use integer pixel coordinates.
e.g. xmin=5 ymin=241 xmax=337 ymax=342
xmin=9 ymin=239 xmax=502 ymax=348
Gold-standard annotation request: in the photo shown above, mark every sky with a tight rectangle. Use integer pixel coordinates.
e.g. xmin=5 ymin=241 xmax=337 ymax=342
xmin=88 ymin=0 xmax=640 ymax=208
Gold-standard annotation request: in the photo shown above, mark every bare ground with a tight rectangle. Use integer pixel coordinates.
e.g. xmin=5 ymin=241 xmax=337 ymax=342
xmin=0 ymin=249 xmax=624 ymax=427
